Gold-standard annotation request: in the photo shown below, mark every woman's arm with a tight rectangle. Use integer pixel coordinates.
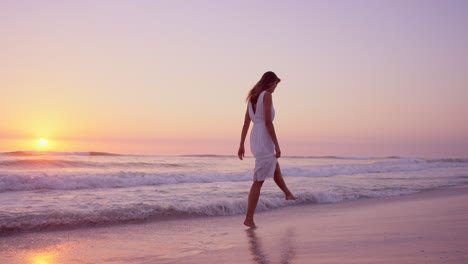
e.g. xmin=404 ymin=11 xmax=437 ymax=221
xmin=263 ymin=92 xmax=281 ymax=158
xmin=238 ymin=105 xmax=251 ymax=160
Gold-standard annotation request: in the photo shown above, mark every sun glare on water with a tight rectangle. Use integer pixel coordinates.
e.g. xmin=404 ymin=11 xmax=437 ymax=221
xmin=39 ymin=138 xmax=47 ymax=145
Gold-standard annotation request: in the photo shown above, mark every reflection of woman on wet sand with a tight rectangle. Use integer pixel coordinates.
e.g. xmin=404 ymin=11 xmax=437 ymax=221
xmin=238 ymin=71 xmax=297 ymax=228
xmin=245 ymin=228 xmax=296 ymax=264
xmin=246 ymin=229 xmax=270 ymax=264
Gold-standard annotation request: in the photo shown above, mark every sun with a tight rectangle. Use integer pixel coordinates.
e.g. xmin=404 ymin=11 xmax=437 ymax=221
xmin=39 ymin=138 xmax=47 ymax=145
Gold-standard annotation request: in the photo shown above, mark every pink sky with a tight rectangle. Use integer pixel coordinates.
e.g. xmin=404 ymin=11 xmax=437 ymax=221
xmin=1 ymin=0 xmax=467 ymax=157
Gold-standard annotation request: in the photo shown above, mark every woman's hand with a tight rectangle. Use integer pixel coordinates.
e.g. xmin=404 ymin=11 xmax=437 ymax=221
xmin=275 ymin=146 xmax=281 ymax=158
xmin=238 ymin=145 xmax=245 ymax=160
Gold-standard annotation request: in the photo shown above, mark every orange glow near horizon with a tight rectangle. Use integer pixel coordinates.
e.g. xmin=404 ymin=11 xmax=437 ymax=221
xmin=1 ymin=1 xmax=468 ymax=157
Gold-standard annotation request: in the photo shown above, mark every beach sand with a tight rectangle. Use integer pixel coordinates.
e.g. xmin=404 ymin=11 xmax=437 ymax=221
xmin=1 ymin=187 xmax=467 ymax=264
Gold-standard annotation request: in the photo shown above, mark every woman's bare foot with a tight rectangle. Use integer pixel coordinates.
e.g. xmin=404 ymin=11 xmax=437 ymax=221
xmin=244 ymin=219 xmax=257 ymax=228
xmin=285 ymin=193 xmax=297 ymax=200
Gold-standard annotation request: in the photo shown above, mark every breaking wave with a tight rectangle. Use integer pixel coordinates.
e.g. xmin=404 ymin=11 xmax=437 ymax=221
xmin=0 ymin=189 xmax=414 ymax=234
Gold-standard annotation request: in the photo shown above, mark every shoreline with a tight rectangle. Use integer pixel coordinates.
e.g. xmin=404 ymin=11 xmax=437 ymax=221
xmin=0 ymin=185 xmax=462 ymax=237
xmin=1 ymin=186 xmax=467 ymax=263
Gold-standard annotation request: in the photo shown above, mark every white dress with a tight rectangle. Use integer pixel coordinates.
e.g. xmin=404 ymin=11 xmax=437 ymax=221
xmin=248 ymin=90 xmax=277 ymax=181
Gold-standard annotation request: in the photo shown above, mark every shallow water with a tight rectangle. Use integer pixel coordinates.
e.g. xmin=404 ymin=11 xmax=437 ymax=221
xmin=1 ymin=151 xmax=467 ymax=234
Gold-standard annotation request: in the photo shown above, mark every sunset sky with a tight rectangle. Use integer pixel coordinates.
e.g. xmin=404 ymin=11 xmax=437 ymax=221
xmin=2 ymin=0 xmax=467 ymax=157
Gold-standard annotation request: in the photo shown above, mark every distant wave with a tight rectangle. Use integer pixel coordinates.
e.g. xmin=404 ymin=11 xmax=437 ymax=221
xmin=1 ymin=158 xmax=467 ymax=192
xmin=426 ymin=158 xmax=468 ymax=163
xmin=0 ymin=171 xmax=251 ymax=192
xmin=0 ymin=159 xmax=98 ymax=168
xmin=181 ymin=154 xmax=236 ymax=158
xmin=283 ymin=155 xmax=392 ymax=160
xmin=182 ymin=155 xmax=401 ymax=160
xmin=1 ymin=151 xmax=122 ymax=156
xmin=88 ymin=151 xmax=121 ymax=156
xmin=0 ymin=189 xmax=414 ymax=234
xmin=0 ymin=159 xmax=182 ymax=168
xmin=281 ymin=158 xmax=468 ymax=178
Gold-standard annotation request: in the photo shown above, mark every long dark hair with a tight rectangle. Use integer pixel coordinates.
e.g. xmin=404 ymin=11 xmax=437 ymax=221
xmin=246 ymin=71 xmax=281 ymax=103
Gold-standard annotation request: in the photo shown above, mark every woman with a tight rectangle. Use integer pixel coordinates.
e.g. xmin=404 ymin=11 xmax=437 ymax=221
xmin=238 ymin=71 xmax=297 ymax=228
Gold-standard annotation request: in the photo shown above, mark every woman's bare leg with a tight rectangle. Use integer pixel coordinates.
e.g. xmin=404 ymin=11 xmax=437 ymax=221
xmin=274 ymin=162 xmax=297 ymax=200
xmin=244 ymin=180 xmax=264 ymax=228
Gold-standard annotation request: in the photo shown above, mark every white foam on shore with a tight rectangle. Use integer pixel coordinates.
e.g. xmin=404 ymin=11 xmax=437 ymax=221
xmin=0 ymin=189 xmax=415 ymax=234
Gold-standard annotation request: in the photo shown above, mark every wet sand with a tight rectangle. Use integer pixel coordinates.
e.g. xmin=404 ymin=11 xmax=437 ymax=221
xmin=1 ymin=187 xmax=467 ymax=263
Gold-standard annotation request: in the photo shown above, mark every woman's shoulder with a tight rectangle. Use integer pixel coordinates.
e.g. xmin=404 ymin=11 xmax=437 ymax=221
xmin=262 ymin=90 xmax=272 ymax=98
xmin=260 ymin=90 xmax=272 ymax=98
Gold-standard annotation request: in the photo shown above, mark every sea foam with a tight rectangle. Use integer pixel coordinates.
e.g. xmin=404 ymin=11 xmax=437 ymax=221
xmin=0 ymin=189 xmax=386 ymax=234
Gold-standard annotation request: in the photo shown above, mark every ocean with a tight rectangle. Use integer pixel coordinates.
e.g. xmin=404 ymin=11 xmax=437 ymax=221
xmin=1 ymin=151 xmax=467 ymax=235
